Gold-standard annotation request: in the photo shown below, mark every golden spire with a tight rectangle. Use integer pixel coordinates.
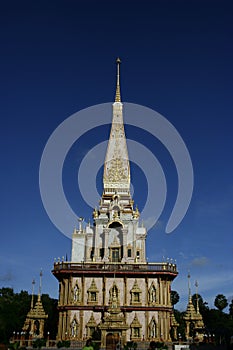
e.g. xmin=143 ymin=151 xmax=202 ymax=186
xmin=115 ymin=57 xmax=121 ymax=102
xmin=195 ymin=280 xmax=200 ymax=313
xmin=38 ymin=269 xmax=42 ymax=300
xmin=188 ymin=271 xmax=191 ymax=299
xmin=31 ymin=279 xmax=35 ymax=309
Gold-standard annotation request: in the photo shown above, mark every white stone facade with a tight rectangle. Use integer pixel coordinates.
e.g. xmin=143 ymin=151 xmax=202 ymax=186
xmin=53 ymin=60 xmax=178 ymax=347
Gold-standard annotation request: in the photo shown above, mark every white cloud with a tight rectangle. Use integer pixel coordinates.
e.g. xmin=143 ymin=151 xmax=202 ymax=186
xmin=191 ymin=256 xmax=209 ymax=267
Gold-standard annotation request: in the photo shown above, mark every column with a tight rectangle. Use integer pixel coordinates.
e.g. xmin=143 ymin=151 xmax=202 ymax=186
xmin=141 ymin=237 xmax=146 ymax=262
xmin=122 ymin=228 xmax=128 ymax=259
xmin=94 ymin=226 xmax=100 ymax=261
xmin=64 ymin=279 xmax=68 ymax=305
xmin=103 ymin=228 xmax=110 ymax=260
xmin=124 ymin=276 xmax=127 ymax=305
xmin=159 ymin=279 xmax=163 ymax=305
xmin=80 ymin=310 xmax=84 ymax=339
xmin=164 ymin=280 xmax=167 ymax=305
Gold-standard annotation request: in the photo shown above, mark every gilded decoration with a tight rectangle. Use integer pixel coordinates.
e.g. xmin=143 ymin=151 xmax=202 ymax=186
xmin=87 ymin=279 xmax=99 ymax=305
xmin=86 ymin=313 xmax=97 ymax=338
xmin=105 ymin=157 xmax=128 ymax=183
xmin=130 ymin=279 xmax=142 ymax=305
xmin=130 ymin=313 xmax=142 ymax=340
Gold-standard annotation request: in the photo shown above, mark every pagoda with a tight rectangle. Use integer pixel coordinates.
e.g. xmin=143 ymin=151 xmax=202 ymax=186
xmin=53 ymin=59 xmax=178 ymax=348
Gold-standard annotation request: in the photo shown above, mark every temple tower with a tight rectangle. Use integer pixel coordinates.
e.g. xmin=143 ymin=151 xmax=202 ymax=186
xmin=53 ymin=59 xmax=178 ymax=348
xmin=183 ymin=274 xmax=205 ymax=342
xmin=22 ymin=272 xmax=48 ymax=339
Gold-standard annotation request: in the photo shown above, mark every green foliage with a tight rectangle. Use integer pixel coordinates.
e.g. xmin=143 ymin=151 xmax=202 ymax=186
xmin=174 ymin=293 xmax=233 ymax=345
xmin=0 ymin=287 xmax=58 ymax=344
xmin=124 ymin=341 xmax=137 ymax=350
xmin=229 ymin=299 xmax=233 ymax=317
xmin=149 ymin=341 xmax=168 ymax=349
xmin=32 ymin=338 xmax=46 ymax=349
xmin=192 ymin=293 xmax=209 ymax=314
xmin=41 ymin=294 xmax=59 ymax=339
xmin=0 ymin=288 xmax=31 ymax=343
xmin=92 ymin=341 xmax=100 ymax=350
xmin=173 ymin=309 xmax=186 ymax=340
xmin=202 ymin=308 xmax=233 ymax=345
xmin=92 ymin=328 xmax=101 ymax=341
xmin=8 ymin=341 xmax=20 ymax=350
xmin=57 ymin=340 xmax=70 ymax=348
xmin=171 ymin=290 xmax=180 ymax=306
xmin=214 ymin=294 xmax=228 ymax=311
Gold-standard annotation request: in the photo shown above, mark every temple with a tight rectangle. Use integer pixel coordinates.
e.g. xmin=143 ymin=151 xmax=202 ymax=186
xmin=183 ymin=275 xmax=205 ymax=342
xmin=52 ymin=59 xmax=178 ymax=348
xmin=22 ymin=272 xmax=48 ymax=339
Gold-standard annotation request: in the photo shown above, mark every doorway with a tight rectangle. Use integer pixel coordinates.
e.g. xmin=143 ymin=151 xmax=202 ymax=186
xmin=106 ymin=332 xmax=120 ymax=350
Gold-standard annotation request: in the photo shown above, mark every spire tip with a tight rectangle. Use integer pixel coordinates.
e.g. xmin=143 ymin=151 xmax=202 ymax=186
xmin=115 ymin=57 xmax=121 ymax=102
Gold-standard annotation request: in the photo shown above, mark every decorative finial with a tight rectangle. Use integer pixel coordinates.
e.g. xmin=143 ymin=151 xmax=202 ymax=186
xmin=195 ymin=280 xmax=200 ymax=312
xmin=188 ymin=271 xmax=191 ymax=299
xmin=78 ymin=217 xmax=84 ymax=231
xmin=115 ymin=57 xmax=121 ymax=102
xmin=39 ymin=269 xmax=43 ymax=298
xmin=31 ymin=279 xmax=35 ymax=308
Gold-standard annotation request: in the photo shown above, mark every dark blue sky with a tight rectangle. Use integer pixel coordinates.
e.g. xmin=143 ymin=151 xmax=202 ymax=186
xmin=1 ymin=0 xmax=233 ymax=310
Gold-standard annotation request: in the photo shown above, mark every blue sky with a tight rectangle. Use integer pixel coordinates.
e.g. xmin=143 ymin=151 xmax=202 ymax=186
xmin=0 ymin=0 xmax=233 ymax=311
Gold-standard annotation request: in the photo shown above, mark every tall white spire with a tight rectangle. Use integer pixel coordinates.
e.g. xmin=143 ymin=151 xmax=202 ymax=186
xmin=103 ymin=58 xmax=130 ymax=194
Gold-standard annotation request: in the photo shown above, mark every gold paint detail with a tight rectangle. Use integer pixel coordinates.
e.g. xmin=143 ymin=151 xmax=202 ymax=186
xmin=130 ymin=279 xmax=142 ymax=305
xmin=87 ymin=278 xmax=99 ymax=305
xmin=130 ymin=313 xmax=142 ymax=340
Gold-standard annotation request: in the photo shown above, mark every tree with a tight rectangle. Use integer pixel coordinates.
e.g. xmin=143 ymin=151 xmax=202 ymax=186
xmin=0 ymin=288 xmax=58 ymax=344
xmin=229 ymin=299 xmax=233 ymax=317
xmin=214 ymin=294 xmax=228 ymax=311
xmin=191 ymin=293 xmax=209 ymax=315
xmin=171 ymin=290 xmax=180 ymax=306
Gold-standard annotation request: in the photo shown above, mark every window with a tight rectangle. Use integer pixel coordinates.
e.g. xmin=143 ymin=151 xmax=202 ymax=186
xmin=130 ymin=279 xmax=142 ymax=305
xmin=89 ymin=327 xmax=95 ymax=337
xmin=112 ymin=248 xmax=120 ymax=262
xmin=130 ymin=313 xmax=142 ymax=339
xmin=133 ymin=328 xmax=140 ymax=338
xmin=90 ymin=292 xmax=96 ymax=301
xmin=100 ymin=248 xmax=104 ymax=259
xmin=133 ymin=292 xmax=140 ymax=302
xmin=87 ymin=279 xmax=98 ymax=304
xmin=128 ymin=249 xmax=132 ymax=257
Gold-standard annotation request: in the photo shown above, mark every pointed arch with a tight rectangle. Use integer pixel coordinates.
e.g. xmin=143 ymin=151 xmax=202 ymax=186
xmin=148 ymin=282 xmax=157 ymax=305
xmin=72 ymin=282 xmax=80 ymax=304
xmin=70 ymin=315 xmax=79 ymax=338
xmin=130 ymin=279 xmax=142 ymax=305
xmin=130 ymin=313 xmax=142 ymax=340
xmin=109 ymin=281 xmax=120 ymax=305
xmin=86 ymin=313 xmax=97 ymax=338
xmin=87 ymin=279 xmax=99 ymax=304
xmin=148 ymin=316 xmax=157 ymax=339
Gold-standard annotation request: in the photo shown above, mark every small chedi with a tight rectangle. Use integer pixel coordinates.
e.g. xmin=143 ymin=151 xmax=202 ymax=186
xmin=183 ymin=275 xmax=205 ymax=342
xmin=22 ymin=271 xmax=48 ymax=339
